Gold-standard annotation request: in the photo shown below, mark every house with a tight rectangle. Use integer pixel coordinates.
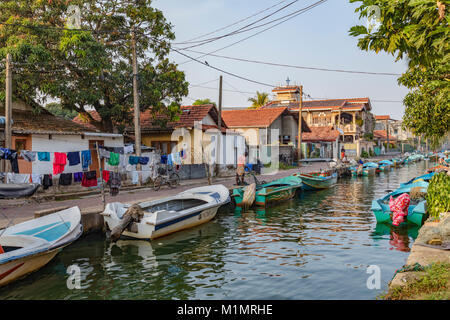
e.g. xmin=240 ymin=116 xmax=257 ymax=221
xmin=125 ymin=104 xmax=246 ymax=175
xmin=1 ymin=100 xmax=123 ymax=176
xmin=374 ymin=115 xmax=414 ymax=142
xmin=263 ymin=84 xmax=375 ymax=158
xmin=222 ymin=107 xmax=310 ymax=164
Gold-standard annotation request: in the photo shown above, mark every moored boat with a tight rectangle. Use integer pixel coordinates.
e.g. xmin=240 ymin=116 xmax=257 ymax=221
xmin=371 ymin=181 xmax=429 ymax=226
xmin=232 ymin=175 xmax=303 ymax=207
xmin=294 ymin=171 xmax=337 ymax=190
xmin=101 ymin=185 xmax=230 ymax=240
xmin=0 ymin=207 xmax=82 ymax=287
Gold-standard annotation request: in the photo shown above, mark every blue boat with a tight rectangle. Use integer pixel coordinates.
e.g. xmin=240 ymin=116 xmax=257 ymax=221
xmin=400 ymin=172 xmax=435 ymax=187
xmin=371 ymin=181 xmax=429 ymax=226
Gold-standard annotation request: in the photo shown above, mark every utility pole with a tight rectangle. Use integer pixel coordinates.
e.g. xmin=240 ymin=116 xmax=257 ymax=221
xmin=297 ymin=85 xmax=303 ymax=165
xmin=131 ymin=28 xmax=141 ymax=186
xmin=4 ymin=53 xmax=12 ymax=172
xmin=216 ymin=75 xmax=223 ymax=177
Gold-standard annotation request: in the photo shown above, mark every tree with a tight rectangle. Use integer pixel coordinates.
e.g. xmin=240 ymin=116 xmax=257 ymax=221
xmin=45 ymin=102 xmax=78 ymax=120
xmin=247 ymin=91 xmax=269 ymax=109
xmin=349 ymin=0 xmax=449 ymax=141
xmin=192 ymin=98 xmax=216 ymax=106
xmin=0 ymin=0 xmax=189 ymax=132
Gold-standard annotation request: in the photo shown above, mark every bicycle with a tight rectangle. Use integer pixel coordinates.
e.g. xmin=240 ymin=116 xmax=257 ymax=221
xmin=153 ymin=165 xmax=180 ymax=191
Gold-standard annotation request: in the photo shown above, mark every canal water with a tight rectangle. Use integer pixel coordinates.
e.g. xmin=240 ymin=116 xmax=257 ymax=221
xmin=0 ymin=161 xmax=431 ymax=300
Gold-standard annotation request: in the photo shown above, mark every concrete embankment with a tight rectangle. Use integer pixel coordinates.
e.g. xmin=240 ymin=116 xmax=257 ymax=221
xmin=387 ymin=213 xmax=450 ymax=298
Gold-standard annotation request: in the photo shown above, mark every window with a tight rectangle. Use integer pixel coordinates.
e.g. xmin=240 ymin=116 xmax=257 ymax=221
xmin=151 ymin=141 xmax=177 ymax=154
xmin=15 ymin=139 xmax=27 ymax=152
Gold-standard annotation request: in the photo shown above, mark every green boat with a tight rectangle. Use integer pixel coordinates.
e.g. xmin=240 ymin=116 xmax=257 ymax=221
xmin=293 ymin=172 xmax=337 ymax=190
xmin=232 ymin=175 xmax=303 ymax=207
xmin=371 ymin=181 xmax=429 ymax=226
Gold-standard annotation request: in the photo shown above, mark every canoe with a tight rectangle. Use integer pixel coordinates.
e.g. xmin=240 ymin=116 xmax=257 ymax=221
xmin=101 ymin=185 xmax=230 ymax=240
xmin=294 ymin=172 xmax=337 ymax=190
xmin=0 ymin=183 xmax=40 ymax=199
xmin=232 ymin=176 xmax=303 ymax=207
xmin=0 ymin=207 xmax=82 ymax=287
xmin=371 ymin=181 xmax=429 ymax=226
xmin=400 ymin=172 xmax=435 ymax=187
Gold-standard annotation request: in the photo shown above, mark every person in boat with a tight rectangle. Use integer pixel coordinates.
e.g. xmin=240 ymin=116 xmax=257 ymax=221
xmin=236 ymin=151 xmax=248 ymax=185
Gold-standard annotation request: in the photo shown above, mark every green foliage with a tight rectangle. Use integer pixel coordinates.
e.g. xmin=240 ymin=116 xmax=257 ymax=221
xmin=426 ymin=172 xmax=450 ymax=219
xmin=369 ymin=148 xmax=374 ymax=157
xmin=0 ymin=0 xmax=188 ymax=132
xmin=192 ymin=99 xmax=216 ymax=106
xmin=363 ymin=133 xmax=373 ymax=141
xmin=360 ymin=150 xmax=369 ymax=158
xmin=247 ymin=91 xmax=269 ymax=109
xmin=45 ymin=102 xmax=78 ymax=120
xmin=349 ymin=0 xmax=449 ymax=141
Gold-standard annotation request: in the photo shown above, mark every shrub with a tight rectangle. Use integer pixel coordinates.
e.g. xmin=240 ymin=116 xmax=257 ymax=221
xmin=361 ymin=150 xmax=369 ymax=158
xmin=426 ymin=172 xmax=450 ymax=219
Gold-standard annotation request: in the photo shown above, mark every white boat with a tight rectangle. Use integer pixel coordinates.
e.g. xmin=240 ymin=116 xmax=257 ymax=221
xmin=0 ymin=207 xmax=83 ymax=287
xmin=101 ymin=185 xmax=230 ymax=240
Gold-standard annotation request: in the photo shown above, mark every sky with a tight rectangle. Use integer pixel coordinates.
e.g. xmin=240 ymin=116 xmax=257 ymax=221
xmin=152 ymin=0 xmax=410 ymax=120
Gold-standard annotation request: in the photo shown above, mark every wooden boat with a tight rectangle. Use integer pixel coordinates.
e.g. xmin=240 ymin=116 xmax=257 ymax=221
xmin=400 ymin=172 xmax=434 ymax=187
xmin=101 ymin=185 xmax=230 ymax=240
xmin=294 ymin=171 xmax=337 ymax=190
xmin=0 ymin=183 xmax=40 ymax=199
xmin=371 ymin=181 xmax=429 ymax=226
xmin=232 ymin=176 xmax=303 ymax=207
xmin=0 ymin=207 xmax=82 ymax=287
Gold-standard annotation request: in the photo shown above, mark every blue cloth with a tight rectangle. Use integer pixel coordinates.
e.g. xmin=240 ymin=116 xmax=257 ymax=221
xmin=129 ymin=156 xmax=139 ymax=165
xmin=0 ymin=148 xmax=12 ymax=159
xmin=81 ymin=150 xmax=92 ymax=169
xmin=138 ymin=157 xmax=149 ymax=165
xmin=167 ymin=154 xmax=173 ymax=166
xmin=37 ymin=151 xmax=51 ymax=161
xmin=67 ymin=151 xmax=81 ymax=166
xmin=160 ymin=155 xmax=168 ymax=164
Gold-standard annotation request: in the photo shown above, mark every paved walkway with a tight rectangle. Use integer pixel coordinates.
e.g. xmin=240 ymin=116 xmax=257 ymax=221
xmin=0 ymin=163 xmax=329 ymax=229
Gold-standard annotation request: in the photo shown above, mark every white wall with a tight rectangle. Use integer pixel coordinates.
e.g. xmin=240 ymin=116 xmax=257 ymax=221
xmin=31 ymin=134 xmax=123 ymax=175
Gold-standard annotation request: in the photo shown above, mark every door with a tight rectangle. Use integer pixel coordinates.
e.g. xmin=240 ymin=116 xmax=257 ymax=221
xmin=89 ymin=140 xmax=104 ymax=176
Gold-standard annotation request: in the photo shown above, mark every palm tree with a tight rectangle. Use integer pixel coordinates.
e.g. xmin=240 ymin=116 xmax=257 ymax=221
xmin=247 ymin=91 xmax=269 ymax=109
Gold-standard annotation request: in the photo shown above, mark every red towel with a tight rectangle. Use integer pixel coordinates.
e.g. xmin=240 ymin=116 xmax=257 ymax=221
xmin=102 ymin=170 xmax=110 ymax=183
xmin=53 ymin=152 xmax=67 ymax=175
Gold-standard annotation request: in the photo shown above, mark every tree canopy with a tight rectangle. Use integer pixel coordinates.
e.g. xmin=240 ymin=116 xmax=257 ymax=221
xmin=0 ymin=0 xmax=189 ymax=132
xmin=349 ymin=0 xmax=449 ymax=141
xmin=192 ymin=98 xmax=216 ymax=106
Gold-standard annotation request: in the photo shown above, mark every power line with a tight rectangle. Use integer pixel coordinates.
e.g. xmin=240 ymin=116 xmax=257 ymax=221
xmin=179 ymin=49 xmax=402 ymax=76
xmin=177 ymin=0 xmax=328 ymax=65
xmin=175 ymin=0 xmax=300 ymax=47
xmin=174 ymin=0 xmax=288 ymax=44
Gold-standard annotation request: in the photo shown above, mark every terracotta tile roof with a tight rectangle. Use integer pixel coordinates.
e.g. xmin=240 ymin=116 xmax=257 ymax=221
xmin=373 ymin=130 xmax=397 ymax=141
xmin=374 ymin=115 xmax=391 ymax=120
xmin=72 ymin=110 xmax=102 ymax=131
xmin=302 ymin=126 xmax=340 ymax=142
xmin=264 ymin=97 xmax=371 ymax=112
xmin=1 ymin=106 xmax=97 ymax=135
xmin=222 ymin=107 xmax=288 ymax=128
xmin=272 ymin=85 xmax=301 ymax=92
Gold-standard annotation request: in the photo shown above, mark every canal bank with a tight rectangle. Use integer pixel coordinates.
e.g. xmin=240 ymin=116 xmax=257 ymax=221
xmin=0 ymin=160 xmax=430 ymax=299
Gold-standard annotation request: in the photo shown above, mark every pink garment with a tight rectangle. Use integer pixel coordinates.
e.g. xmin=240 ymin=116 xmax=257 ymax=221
xmin=389 ymin=193 xmax=410 ymax=226
xmin=53 ymin=152 xmax=67 ymax=175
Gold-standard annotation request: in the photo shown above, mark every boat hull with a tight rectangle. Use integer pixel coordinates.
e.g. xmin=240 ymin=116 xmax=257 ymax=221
xmin=254 ymin=186 xmax=297 ymax=207
xmin=372 ymin=209 xmax=426 ymax=226
xmin=0 ymin=247 xmax=61 ymax=287
xmin=297 ymin=173 xmax=337 ymax=190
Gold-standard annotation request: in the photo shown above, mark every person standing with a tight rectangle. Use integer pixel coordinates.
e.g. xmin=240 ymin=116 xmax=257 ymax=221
xmin=236 ymin=151 xmax=248 ymax=185
xmin=341 ymin=147 xmax=346 ymax=162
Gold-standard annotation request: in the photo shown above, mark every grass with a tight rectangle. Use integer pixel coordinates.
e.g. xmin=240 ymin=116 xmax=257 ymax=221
xmin=381 ymin=263 xmax=450 ymax=300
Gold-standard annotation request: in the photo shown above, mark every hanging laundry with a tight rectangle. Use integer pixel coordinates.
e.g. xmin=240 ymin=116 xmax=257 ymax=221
xmin=53 ymin=152 xmax=67 ymax=175
xmin=167 ymin=154 xmax=173 ymax=166
xmin=102 ymin=170 xmax=110 ymax=183
xmin=108 ymin=172 xmax=121 ymax=196
xmin=0 ymin=148 xmax=12 ymax=159
xmin=81 ymin=150 xmax=92 ymax=170
xmin=130 ymin=171 xmax=139 ymax=185
xmin=81 ymin=171 xmax=98 ymax=187
xmin=138 ymin=156 xmax=149 ymax=165
xmin=99 ymin=147 xmax=110 ymax=159
xmin=31 ymin=173 xmax=42 ymax=184
xmin=108 ymin=152 xmax=120 ymax=166
xmin=20 ymin=150 xmax=37 ymax=162
xmin=6 ymin=173 xmax=30 ymax=184
xmin=172 ymin=152 xmax=182 ymax=165
xmin=59 ymin=173 xmax=72 ymax=186
xmin=160 ymin=155 xmax=168 ymax=164
xmin=73 ymin=172 xmax=83 ymax=183
xmin=9 ymin=151 xmax=19 ymax=173
xmin=42 ymin=174 xmax=53 ymax=190
xmin=129 ymin=156 xmax=139 ymax=165
xmin=37 ymin=151 xmax=51 ymax=162
xmin=67 ymin=151 xmax=81 ymax=166
xmin=124 ymin=145 xmax=134 ymax=154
